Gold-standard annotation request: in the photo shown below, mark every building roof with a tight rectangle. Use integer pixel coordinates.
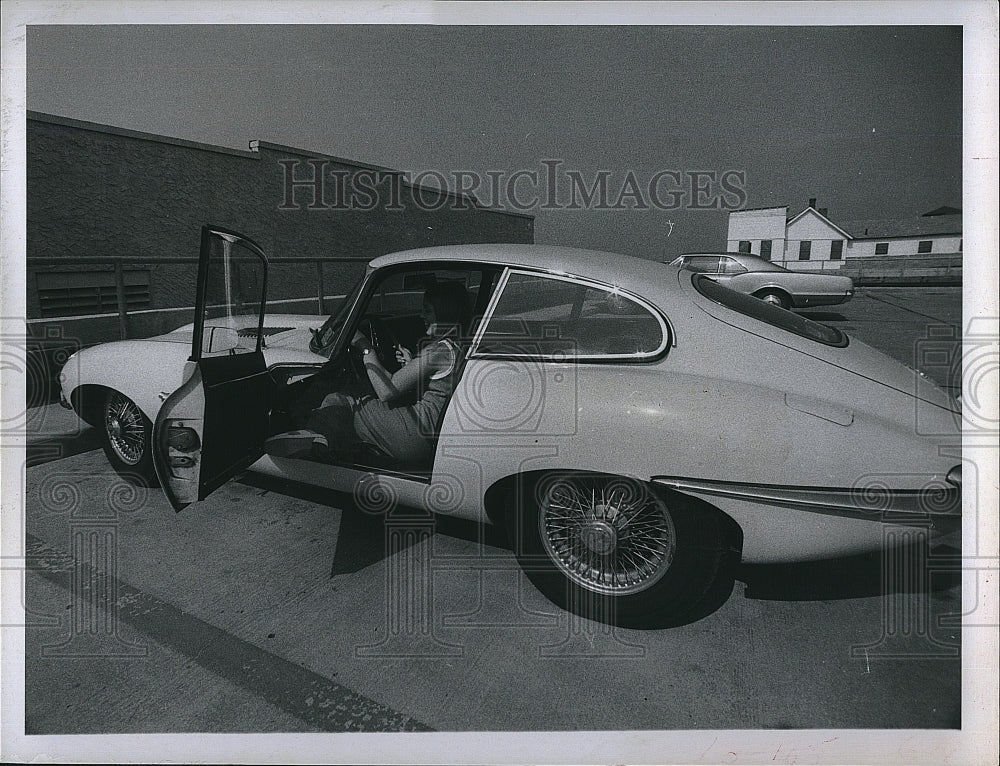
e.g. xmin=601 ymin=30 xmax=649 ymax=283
xmin=729 ymin=205 xmax=788 ymax=214
xmin=838 ymin=214 xmax=962 ymax=239
xmin=784 ymin=207 xmax=853 ymax=239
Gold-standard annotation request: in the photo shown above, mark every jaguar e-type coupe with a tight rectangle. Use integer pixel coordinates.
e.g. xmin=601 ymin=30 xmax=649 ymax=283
xmin=668 ymin=252 xmax=855 ymax=309
xmin=59 ymin=226 xmax=961 ymax=625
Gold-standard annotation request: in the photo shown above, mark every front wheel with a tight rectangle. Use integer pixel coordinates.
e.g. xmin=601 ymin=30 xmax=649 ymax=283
xmin=508 ymin=472 xmax=724 ymax=626
xmin=102 ymin=390 xmax=159 ymax=486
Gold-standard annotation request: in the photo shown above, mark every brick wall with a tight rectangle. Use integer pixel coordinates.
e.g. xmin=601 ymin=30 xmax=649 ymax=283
xmin=24 ymin=113 xmax=533 ymax=401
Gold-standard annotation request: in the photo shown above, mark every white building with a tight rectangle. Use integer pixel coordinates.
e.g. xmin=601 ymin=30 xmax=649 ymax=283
xmin=726 ymin=200 xmax=962 ymax=268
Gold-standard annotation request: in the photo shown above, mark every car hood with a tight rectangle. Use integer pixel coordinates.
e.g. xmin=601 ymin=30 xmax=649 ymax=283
xmin=157 ymin=314 xmax=324 ymax=351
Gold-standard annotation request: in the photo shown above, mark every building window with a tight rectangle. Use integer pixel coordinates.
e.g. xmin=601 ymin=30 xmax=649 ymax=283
xmin=918 ymin=240 xmax=933 ymax=253
xmin=798 ymin=241 xmax=811 ymax=260
xmin=738 ymin=240 xmax=751 ymax=253
xmin=875 ymin=242 xmax=889 ymax=255
xmin=830 ymin=240 xmax=844 ymax=260
xmin=959 ymin=239 xmax=962 ymax=251
xmin=760 ymin=240 xmax=772 ymax=260
xmin=36 ymin=270 xmax=151 ymax=318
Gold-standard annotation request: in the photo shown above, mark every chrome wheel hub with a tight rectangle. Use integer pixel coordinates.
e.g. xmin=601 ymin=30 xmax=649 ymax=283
xmin=538 ymin=477 xmax=676 ymax=596
xmin=580 ymin=520 xmax=617 ymax=556
xmin=105 ymin=393 xmax=145 ymax=465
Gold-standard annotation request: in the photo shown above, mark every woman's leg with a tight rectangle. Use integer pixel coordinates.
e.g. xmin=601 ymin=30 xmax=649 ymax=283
xmin=353 ymin=400 xmax=432 ymax=465
xmin=306 ymin=401 xmax=360 ymax=450
xmin=267 ymin=399 xmax=360 ymax=459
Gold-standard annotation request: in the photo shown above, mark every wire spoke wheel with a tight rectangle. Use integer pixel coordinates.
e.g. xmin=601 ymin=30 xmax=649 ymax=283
xmin=537 ymin=475 xmax=676 ymax=595
xmin=105 ymin=391 xmax=147 ymax=466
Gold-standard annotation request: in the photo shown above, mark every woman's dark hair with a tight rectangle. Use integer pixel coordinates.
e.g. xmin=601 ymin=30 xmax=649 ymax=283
xmin=424 ymin=281 xmax=471 ymax=336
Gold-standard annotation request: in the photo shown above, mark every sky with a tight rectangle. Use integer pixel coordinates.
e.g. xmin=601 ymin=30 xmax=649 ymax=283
xmin=25 ymin=23 xmax=963 ymax=260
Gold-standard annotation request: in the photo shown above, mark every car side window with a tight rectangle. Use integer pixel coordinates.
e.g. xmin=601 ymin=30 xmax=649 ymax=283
xmin=359 ymin=267 xmax=488 ymax=353
xmin=720 ymin=257 xmax=748 ymax=275
xmin=686 ymin=256 xmax=722 ymax=273
xmin=473 ymin=270 xmax=667 ymax=360
xmin=366 ymin=269 xmax=483 ymax=315
xmin=200 ymin=237 xmax=267 ymax=357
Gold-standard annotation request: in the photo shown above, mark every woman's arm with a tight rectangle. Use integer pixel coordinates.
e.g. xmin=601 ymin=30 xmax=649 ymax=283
xmin=353 ymin=333 xmax=452 ymax=404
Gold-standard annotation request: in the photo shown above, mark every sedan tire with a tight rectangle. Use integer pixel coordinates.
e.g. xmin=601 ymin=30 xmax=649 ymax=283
xmin=102 ymin=390 xmax=159 ymax=487
xmin=508 ymin=472 xmax=724 ymax=627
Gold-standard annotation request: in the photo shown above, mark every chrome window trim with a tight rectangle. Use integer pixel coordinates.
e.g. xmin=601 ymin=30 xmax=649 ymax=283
xmin=467 ymin=267 xmax=671 ymax=362
xmin=467 ymin=266 xmax=513 ymax=356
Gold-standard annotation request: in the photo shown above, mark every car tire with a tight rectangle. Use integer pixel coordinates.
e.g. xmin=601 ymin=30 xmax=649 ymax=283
xmin=756 ymin=289 xmax=791 ymax=310
xmin=101 ymin=390 xmax=159 ymax=487
xmin=507 ymin=472 xmax=724 ymax=627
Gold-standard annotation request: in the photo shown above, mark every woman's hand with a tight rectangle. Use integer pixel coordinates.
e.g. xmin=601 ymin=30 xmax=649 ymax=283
xmin=395 ymin=344 xmax=413 ymax=366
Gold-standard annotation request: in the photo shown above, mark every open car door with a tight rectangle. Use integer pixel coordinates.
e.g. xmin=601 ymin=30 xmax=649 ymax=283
xmin=152 ymin=226 xmax=272 ymax=511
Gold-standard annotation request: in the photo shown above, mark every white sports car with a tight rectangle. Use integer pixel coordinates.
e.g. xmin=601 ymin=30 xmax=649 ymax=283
xmin=59 ymin=226 xmax=961 ymax=625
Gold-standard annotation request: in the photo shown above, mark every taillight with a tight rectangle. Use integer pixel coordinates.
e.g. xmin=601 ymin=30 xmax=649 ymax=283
xmin=167 ymin=426 xmax=200 ymax=452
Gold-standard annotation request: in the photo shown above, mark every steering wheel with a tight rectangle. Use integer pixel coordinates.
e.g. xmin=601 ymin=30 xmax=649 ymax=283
xmin=353 ymin=317 xmax=401 ymax=373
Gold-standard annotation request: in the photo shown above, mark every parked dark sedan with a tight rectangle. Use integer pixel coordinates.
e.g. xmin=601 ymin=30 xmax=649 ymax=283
xmin=668 ymin=252 xmax=854 ymax=309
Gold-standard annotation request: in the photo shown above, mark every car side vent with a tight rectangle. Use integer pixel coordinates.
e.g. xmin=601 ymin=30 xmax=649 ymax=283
xmin=37 ymin=270 xmax=151 ymax=317
xmin=237 ymin=327 xmax=295 ymax=338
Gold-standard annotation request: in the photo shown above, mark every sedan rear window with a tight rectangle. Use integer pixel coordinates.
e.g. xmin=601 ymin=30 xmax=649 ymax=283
xmin=693 ymin=274 xmax=848 ymax=347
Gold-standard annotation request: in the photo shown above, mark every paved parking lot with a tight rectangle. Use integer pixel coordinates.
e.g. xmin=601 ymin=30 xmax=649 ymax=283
xmin=17 ymin=287 xmax=965 ymax=733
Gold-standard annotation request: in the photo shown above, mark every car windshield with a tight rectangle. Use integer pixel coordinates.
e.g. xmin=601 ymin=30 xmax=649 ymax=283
xmin=308 ymin=269 xmax=368 ymax=356
xmin=692 ymin=274 xmax=848 ymax=347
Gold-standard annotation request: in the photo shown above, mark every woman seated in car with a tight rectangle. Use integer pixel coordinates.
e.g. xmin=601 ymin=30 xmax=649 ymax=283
xmin=267 ymin=281 xmax=471 ymax=465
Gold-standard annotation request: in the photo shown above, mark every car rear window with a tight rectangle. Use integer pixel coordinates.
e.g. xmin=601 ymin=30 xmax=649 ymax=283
xmin=474 ymin=270 xmax=667 ymax=360
xmin=692 ymin=274 xmax=848 ymax=347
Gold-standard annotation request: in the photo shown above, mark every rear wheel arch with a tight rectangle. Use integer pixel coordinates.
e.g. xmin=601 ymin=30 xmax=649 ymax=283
xmin=483 ymin=473 xmax=520 ymax=528
xmin=487 ymin=469 xmax=744 ymax=626
xmin=485 ymin=470 xmax=743 ymax=536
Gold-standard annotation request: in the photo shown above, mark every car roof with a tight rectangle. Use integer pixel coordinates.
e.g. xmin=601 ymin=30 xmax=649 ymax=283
xmin=675 ymin=251 xmax=773 ymax=266
xmin=370 ymin=243 xmax=681 ymax=298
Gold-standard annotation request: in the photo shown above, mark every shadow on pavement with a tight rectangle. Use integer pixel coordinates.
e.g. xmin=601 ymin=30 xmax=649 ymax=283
xmin=236 ymin=472 xmax=506 ymax=576
xmin=738 ymin=542 xmax=961 ymax=601
xmin=26 ymin=428 xmax=103 ymax=467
